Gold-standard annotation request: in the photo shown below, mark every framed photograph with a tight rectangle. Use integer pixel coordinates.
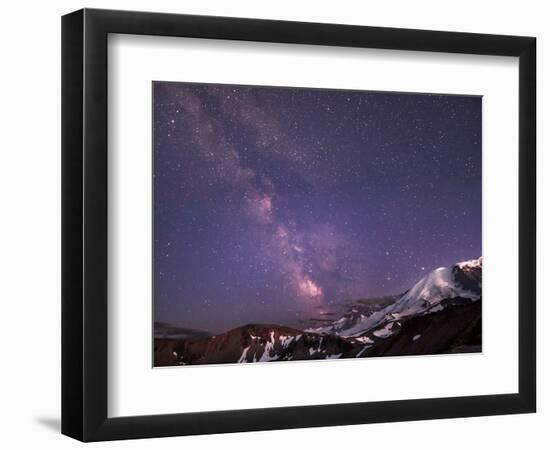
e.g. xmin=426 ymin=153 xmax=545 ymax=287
xmin=62 ymin=8 xmax=536 ymax=441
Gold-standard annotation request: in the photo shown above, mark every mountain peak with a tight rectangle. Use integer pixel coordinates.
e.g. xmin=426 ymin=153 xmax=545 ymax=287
xmin=456 ymin=256 xmax=483 ymax=270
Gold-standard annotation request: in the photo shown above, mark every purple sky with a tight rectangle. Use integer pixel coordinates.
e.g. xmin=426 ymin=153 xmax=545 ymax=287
xmin=153 ymin=82 xmax=481 ymax=334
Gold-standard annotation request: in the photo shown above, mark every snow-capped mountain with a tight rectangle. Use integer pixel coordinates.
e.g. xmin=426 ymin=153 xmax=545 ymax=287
xmin=155 ymin=257 xmax=482 ymax=366
xmin=307 ymin=257 xmax=482 ymax=339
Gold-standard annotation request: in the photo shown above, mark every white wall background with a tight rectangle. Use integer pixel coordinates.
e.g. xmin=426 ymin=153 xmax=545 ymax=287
xmin=0 ymin=0 xmax=546 ymax=448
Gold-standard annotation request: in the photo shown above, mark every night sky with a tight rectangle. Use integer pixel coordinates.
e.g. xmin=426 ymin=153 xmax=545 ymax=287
xmin=153 ymin=82 xmax=481 ymax=334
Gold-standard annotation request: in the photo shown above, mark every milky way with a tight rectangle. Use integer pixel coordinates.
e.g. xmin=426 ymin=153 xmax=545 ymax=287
xmin=153 ymin=82 xmax=481 ymax=334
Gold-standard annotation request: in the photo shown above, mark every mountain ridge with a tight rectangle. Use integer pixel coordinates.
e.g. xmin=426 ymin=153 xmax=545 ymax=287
xmin=154 ymin=257 xmax=482 ymax=366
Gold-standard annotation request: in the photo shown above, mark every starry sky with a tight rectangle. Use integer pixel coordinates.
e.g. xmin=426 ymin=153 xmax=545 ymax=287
xmin=153 ymin=82 xmax=481 ymax=334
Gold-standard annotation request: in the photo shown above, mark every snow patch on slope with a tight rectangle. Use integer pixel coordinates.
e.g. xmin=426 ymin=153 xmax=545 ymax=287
xmin=238 ymin=346 xmax=250 ymax=363
xmin=373 ymin=323 xmax=395 ymax=338
xmin=258 ymin=331 xmax=278 ymax=362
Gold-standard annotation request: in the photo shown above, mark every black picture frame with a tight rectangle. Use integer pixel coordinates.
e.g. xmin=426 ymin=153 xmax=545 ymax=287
xmin=62 ymin=8 xmax=536 ymax=442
